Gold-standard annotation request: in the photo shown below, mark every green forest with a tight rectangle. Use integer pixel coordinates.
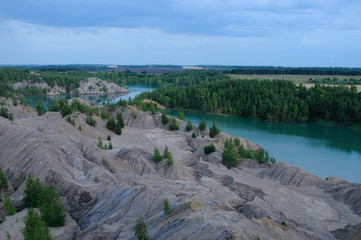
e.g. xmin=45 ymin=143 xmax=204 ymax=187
xmin=0 ymin=68 xmax=229 ymax=96
xmin=1 ymin=67 xmax=361 ymax=124
xmin=134 ymin=79 xmax=361 ymax=124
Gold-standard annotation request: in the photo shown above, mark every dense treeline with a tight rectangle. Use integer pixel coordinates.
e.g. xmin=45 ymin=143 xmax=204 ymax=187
xmin=225 ymin=67 xmax=361 ymax=76
xmin=134 ymin=80 xmax=361 ymax=124
xmin=308 ymin=77 xmax=361 ymax=85
xmin=0 ymin=68 xmax=230 ymax=96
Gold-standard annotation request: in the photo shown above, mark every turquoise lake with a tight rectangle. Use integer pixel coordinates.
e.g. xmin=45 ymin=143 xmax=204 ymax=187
xmin=168 ymin=111 xmax=361 ymax=183
xmin=25 ymin=85 xmax=361 ymax=183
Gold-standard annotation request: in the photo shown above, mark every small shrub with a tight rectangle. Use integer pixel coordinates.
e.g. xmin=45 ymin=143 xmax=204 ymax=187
xmin=12 ymin=96 xmax=17 ymax=106
xmin=101 ymin=85 xmax=107 ymax=92
xmin=166 ymin=155 xmax=173 ymax=165
xmin=20 ymin=97 xmax=27 ymax=106
xmin=192 ymin=133 xmax=197 ymax=138
xmin=97 ymin=138 xmax=103 ymax=149
xmin=204 ymin=144 xmax=216 ymax=155
xmin=22 ymin=208 xmax=52 ymax=240
xmin=116 ymin=112 xmax=125 ymax=128
xmin=153 ymin=147 xmax=162 ymax=163
xmin=78 ymin=125 xmax=82 ymax=131
xmin=22 ymin=174 xmax=43 ymax=208
xmin=66 ymin=116 xmax=75 ymax=126
xmin=4 ymin=193 xmax=15 ymax=216
xmin=131 ymin=111 xmax=137 ymax=119
xmin=164 ymin=199 xmax=171 ymax=215
xmin=133 ymin=215 xmax=150 ymax=240
xmin=107 ymin=135 xmax=111 ymax=141
xmin=100 ymin=109 xmax=110 ymax=120
xmin=199 ymin=119 xmax=206 ymax=131
xmin=86 ymin=115 xmax=97 ymax=127
xmin=161 ymin=111 xmax=169 ymax=124
xmin=281 ymin=221 xmax=287 ymax=227
xmin=0 ymin=107 xmax=13 ymax=121
xmin=222 ymin=139 xmax=238 ymax=168
xmin=114 ymin=122 xmax=122 ymax=135
xmin=163 ymin=146 xmax=173 ymax=165
xmin=238 ymin=145 xmax=254 ymax=159
xmin=0 ymin=168 xmax=8 ymax=189
xmin=106 ymin=118 xmax=116 ymax=131
xmin=186 ymin=121 xmax=192 ymax=131
xmin=108 ymin=142 xmax=113 ymax=149
xmin=40 ymin=185 xmax=66 ymax=227
xmin=168 ymin=117 xmax=179 ymax=131
xmin=35 ymin=101 xmax=46 ymax=116
xmin=209 ymin=123 xmax=220 ymax=138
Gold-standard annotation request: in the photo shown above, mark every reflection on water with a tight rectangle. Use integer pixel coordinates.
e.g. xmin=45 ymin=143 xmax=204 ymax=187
xmin=168 ymin=111 xmax=361 ymax=183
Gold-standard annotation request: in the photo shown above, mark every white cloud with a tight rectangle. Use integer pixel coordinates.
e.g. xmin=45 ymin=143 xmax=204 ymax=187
xmin=0 ymin=20 xmax=360 ymax=67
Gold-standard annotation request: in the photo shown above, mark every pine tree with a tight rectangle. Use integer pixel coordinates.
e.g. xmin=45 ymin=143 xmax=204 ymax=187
xmin=186 ymin=121 xmax=193 ymax=131
xmin=161 ymin=111 xmax=169 ymax=125
xmin=4 ymin=193 xmax=15 ymax=216
xmin=166 ymin=154 xmax=173 ymax=165
xmin=209 ymin=123 xmax=220 ymax=138
xmin=133 ymin=215 xmax=150 ymax=240
xmin=163 ymin=146 xmax=171 ymax=160
xmin=0 ymin=168 xmax=8 ymax=189
xmin=114 ymin=122 xmax=122 ymax=135
xmin=222 ymin=139 xmax=238 ymax=168
xmin=199 ymin=119 xmax=206 ymax=131
xmin=164 ymin=199 xmax=171 ymax=215
xmin=153 ymin=147 xmax=162 ymax=163
xmin=40 ymin=185 xmax=66 ymax=227
xmin=22 ymin=208 xmax=52 ymax=240
xmin=35 ymin=101 xmax=46 ymax=116
xmin=106 ymin=118 xmax=116 ymax=131
xmin=22 ymin=174 xmax=43 ymax=208
xmin=108 ymin=141 xmax=113 ymax=149
xmin=168 ymin=118 xmax=179 ymax=131
xmin=116 ymin=112 xmax=125 ymax=128
xmin=97 ymin=138 xmax=103 ymax=149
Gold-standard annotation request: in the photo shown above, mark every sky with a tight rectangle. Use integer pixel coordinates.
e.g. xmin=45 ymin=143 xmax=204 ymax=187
xmin=1 ymin=0 xmax=361 ymax=67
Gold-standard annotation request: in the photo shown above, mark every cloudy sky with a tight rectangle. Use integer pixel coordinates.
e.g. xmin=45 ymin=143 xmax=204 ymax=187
xmin=1 ymin=0 xmax=361 ymax=66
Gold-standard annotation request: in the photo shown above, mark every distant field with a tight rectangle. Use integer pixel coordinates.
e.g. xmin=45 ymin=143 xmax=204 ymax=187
xmin=228 ymin=74 xmax=361 ymax=92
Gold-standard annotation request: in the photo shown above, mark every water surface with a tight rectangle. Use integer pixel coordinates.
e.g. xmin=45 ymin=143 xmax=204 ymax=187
xmin=168 ymin=111 xmax=361 ymax=183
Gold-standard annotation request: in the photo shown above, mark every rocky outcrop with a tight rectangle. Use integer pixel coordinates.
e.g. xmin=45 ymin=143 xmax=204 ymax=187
xmin=0 ymin=103 xmax=360 ymax=240
xmin=318 ymin=177 xmax=361 ymax=216
xmin=257 ymin=162 xmax=323 ymax=187
xmin=1 ymin=97 xmax=37 ymax=120
xmin=331 ymin=223 xmax=361 ymax=240
xmin=76 ymin=77 xmax=129 ymax=95
xmin=13 ymin=81 xmax=66 ymax=96
xmin=12 ymin=77 xmax=128 ymax=96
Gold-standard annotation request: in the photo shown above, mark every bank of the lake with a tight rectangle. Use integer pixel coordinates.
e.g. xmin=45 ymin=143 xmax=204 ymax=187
xmin=168 ymin=111 xmax=361 ymax=183
xmin=23 ymin=85 xmax=361 ymax=183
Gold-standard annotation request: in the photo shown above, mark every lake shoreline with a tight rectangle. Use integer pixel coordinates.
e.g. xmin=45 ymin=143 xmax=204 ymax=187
xmin=165 ymin=108 xmax=361 ymax=132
